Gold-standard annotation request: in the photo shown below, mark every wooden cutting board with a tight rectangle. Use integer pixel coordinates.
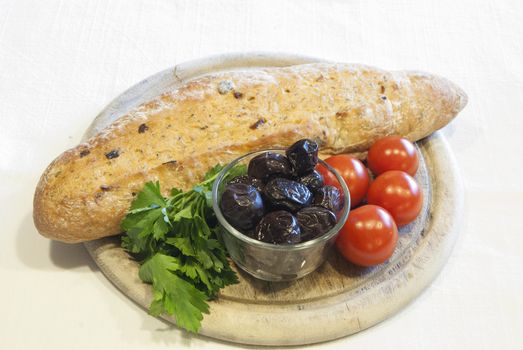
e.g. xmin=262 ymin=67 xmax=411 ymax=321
xmin=84 ymin=53 xmax=463 ymax=346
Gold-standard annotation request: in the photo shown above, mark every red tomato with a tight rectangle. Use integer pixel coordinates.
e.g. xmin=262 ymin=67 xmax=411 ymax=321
xmin=316 ymin=155 xmax=370 ymax=208
xmin=367 ymin=136 xmax=419 ymax=176
xmin=336 ymin=205 xmax=398 ymax=267
xmin=367 ymin=170 xmax=423 ymax=226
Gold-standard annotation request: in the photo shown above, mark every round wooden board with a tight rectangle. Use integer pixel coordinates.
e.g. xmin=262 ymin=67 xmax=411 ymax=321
xmin=83 ymin=53 xmax=464 ymax=346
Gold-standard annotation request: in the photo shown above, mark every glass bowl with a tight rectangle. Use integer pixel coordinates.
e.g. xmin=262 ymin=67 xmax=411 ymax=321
xmin=211 ymin=149 xmax=350 ymax=282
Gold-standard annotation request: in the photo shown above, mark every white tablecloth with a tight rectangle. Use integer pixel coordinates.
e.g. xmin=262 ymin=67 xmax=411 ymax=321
xmin=1 ymin=0 xmax=522 ymax=349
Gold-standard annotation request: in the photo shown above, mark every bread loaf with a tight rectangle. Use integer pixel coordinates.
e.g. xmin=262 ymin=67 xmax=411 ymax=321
xmin=33 ymin=63 xmax=467 ymax=243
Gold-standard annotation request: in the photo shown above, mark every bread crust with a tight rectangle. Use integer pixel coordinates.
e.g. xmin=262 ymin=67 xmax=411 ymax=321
xmin=33 ymin=63 xmax=467 ymax=243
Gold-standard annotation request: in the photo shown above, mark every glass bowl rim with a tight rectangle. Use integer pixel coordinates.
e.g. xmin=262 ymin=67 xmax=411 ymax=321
xmin=211 ymin=148 xmax=351 ymax=251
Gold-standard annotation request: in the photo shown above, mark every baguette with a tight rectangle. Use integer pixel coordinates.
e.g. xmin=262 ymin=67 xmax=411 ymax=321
xmin=33 ymin=63 xmax=467 ymax=243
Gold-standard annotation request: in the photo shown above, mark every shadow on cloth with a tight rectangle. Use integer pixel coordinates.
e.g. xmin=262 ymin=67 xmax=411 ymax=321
xmin=16 ymin=211 xmax=97 ymax=271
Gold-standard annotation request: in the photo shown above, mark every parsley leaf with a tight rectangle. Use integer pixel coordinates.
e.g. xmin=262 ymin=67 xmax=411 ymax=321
xmin=139 ymin=253 xmax=209 ymax=333
xmin=120 ymin=164 xmax=245 ymax=333
xmin=203 ymin=164 xmax=224 ymax=181
xmin=130 ymin=181 xmax=166 ymax=211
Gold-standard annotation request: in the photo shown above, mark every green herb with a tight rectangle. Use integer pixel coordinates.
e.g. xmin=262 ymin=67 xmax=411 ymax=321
xmin=121 ymin=164 xmax=246 ymax=333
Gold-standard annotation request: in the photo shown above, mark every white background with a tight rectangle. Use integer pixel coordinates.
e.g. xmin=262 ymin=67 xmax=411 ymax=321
xmin=1 ymin=0 xmax=522 ymax=349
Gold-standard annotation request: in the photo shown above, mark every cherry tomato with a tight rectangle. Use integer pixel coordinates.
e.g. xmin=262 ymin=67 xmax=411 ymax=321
xmin=367 ymin=170 xmax=423 ymax=226
xmin=336 ymin=205 xmax=398 ymax=267
xmin=367 ymin=136 xmax=419 ymax=176
xmin=316 ymin=155 xmax=370 ymax=208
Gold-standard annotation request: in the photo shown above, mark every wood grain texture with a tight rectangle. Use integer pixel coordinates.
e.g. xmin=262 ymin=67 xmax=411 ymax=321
xmin=83 ymin=53 xmax=463 ymax=346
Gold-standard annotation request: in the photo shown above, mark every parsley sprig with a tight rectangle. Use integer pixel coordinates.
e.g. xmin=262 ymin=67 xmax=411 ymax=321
xmin=121 ymin=164 xmax=245 ymax=332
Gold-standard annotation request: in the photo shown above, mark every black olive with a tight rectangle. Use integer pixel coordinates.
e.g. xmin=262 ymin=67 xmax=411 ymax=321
xmin=241 ymin=228 xmax=256 ymax=239
xmin=105 ymin=149 xmax=120 ymax=159
xmin=263 ymin=178 xmax=312 ymax=212
xmin=297 ymin=206 xmax=337 ymax=241
xmin=220 ymin=183 xmax=264 ymax=230
xmin=299 ymin=170 xmax=324 ymax=191
xmin=254 ymin=211 xmax=301 ymax=244
xmin=248 ymin=152 xmax=293 ymax=182
xmin=286 ymin=139 xmax=319 ymax=175
xmin=313 ymin=185 xmax=344 ymax=212
xmin=226 ymin=175 xmax=264 ymax=192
